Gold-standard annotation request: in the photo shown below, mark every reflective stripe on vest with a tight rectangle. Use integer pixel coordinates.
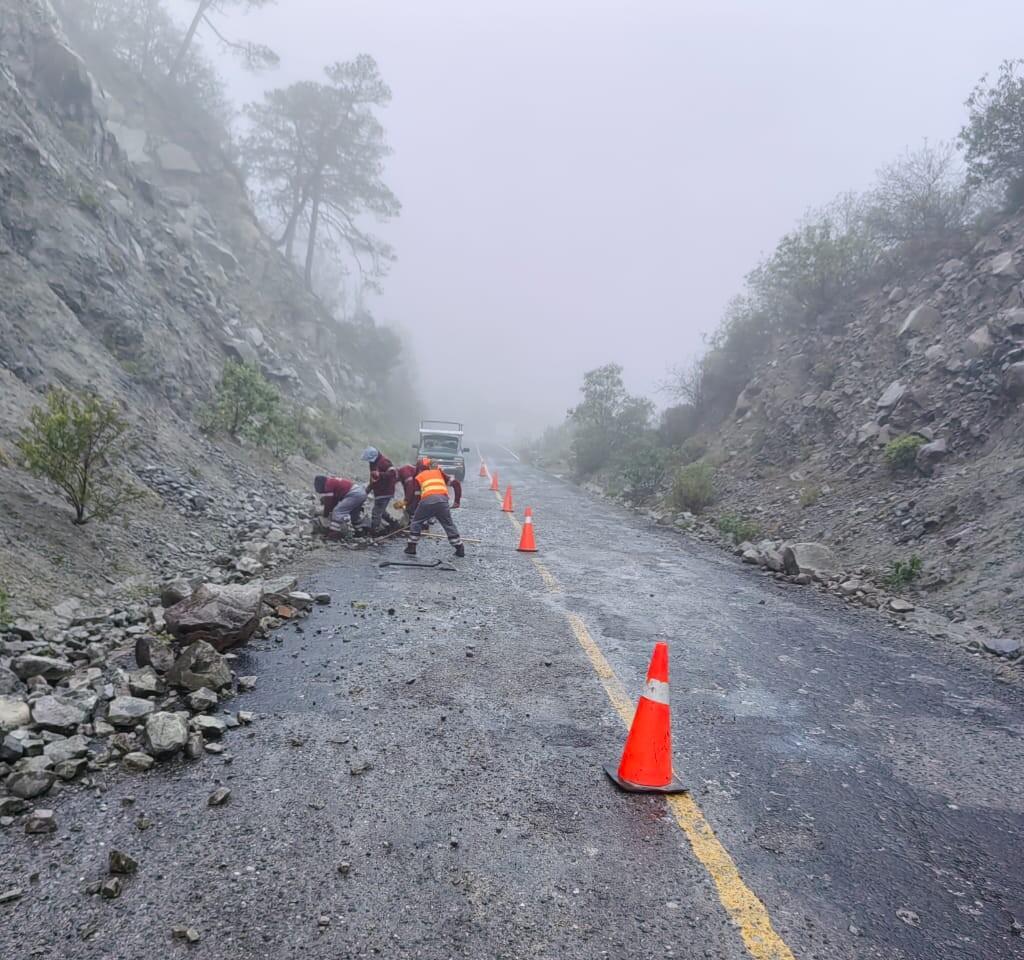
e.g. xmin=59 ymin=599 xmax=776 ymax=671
xmin=416 ymin=468 xmax=449 ymax=499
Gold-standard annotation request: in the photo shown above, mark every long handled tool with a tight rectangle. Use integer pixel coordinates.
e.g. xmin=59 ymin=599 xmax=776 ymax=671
xmin=378 ymin=559 xmax=456 ymax=572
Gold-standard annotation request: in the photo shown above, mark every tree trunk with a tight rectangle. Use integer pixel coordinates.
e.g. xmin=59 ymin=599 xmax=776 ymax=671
xmin=304 ymin=176 xmax=322 ymax=290
xmin=282 ymin=183 xmax=308 ymax=262
xmin=169 ymin=0 xmax=211 ymax=81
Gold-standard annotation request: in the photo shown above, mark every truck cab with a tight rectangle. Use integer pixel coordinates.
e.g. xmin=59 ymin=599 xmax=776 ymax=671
xmin=415 ymin=420 xmax=470 ymax=481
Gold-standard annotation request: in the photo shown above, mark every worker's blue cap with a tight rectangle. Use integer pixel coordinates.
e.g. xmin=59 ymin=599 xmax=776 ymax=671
xmin=360 ymin=447 xmax=379 ymax=462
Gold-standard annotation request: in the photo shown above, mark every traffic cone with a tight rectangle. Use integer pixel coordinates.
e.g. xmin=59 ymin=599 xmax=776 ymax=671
xmin=479 ymin=461 xmax=488 ymax=478
xmin=490 ymin=472 xmax=499 ymax=492
xmin=501 ymin=486 xmax=513 ymax=512
xmin=605 ymin=642 xmax=686 ymax=793
xmin=517 ymin=507 xmax=538 ymax=552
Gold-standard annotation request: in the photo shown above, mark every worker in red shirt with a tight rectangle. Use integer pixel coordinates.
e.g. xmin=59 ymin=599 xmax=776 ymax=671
xmin=404 ymin=458 xmax=464 ymax=558
xmin=313 ymin=475 xmax=367 ymax=542
xmin=360 ymin=447 xmax=399 ymax=535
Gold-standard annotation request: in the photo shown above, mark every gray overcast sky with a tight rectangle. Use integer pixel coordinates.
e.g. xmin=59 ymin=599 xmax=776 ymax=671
xmin=171 ymin=0 xmax=1022 ymax=436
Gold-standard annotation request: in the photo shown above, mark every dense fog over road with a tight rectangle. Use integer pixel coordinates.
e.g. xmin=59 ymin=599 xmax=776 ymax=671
xmin=171 ymin=0 xmax=1023 ymax=435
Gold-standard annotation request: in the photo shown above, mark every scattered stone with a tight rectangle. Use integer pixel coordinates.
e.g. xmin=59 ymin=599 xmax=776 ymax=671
xmin=171 ymin=926 xmax=202 ymax=944
xmin=122 ymin=751 xmax=155 ymax=772
xmin=898 ymin=305 xmax=940 ymax=338
xmin=896 ymin=908 xmax=920 ymax=927
xmin=164 ymin=583 xmax=263 ymax=652
xmin=134 ymin=636 xmax=176 ymax=673
xmin=989 ymin=250 xmax=1018 ymax=278
xmin=11 ymin=656 xmax=74 ymax=684
xmin=0 ymin=696 xmax=30 ymax=734
xmin=889 ymin=598 xmax=916 ymax=614
xmin=348 ymin=757 xmax=373 ymax=776
xmin=191 ymin=715 xmax=226 ymax=740
xmin=160 ymin=578 xmax=193 ymax=608
xmin=167 ymin=641 xmax=232 ymax=692
xmin=24 ymin=809 xmax=56 ymax=834
xmin=0 ymin=797 xmax=28 ymax=816
xmin=185 ymin=734 xmax=204 ymax=760
xmin=44 ymin=735 xmax=89 ymax=764
xmin=1004 ymin=362 xmax=1024 ymax=401
xmin=144 ymin=712 xmax=189 ymax=757
xmin=128 ymin=667 xmax=164 ymax=698
xmin=315 ymin=593 xmax=331 ymax=605
xmin=0 ymin=888 xmax=23 ymax=904
xmin=915 ymin=438 xmax=948 ymax=475
xmin=100 ymin=877 xmax=123 ymax=900
xmin=7 ymin=768 xmax=55 ymax=800
xmin=207 ymin=787 xmax=231 ymax=806
xmin=237 ymin=711 xmax=254 ymax=725
xmin=107 ymin=696 xmax=156 ymax=727
xmin=781 ymin=542 xmax=838 ymax=578
xmin=236 ymin=676 xmax=258 ymax=692
xmin=876 ymin=380 xmax=907 ymax=409
xmin=337 ymin=862 xmax=351 ymax=876
xmin=981 ymin=636 xmax=1021 ymax=658
xmin=108 ymin=850 xmax=138 ymax=875
xmin=186 ymin=688 xmax=219 ymax=713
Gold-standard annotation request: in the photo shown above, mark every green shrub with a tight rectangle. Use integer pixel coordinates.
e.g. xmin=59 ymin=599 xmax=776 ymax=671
xmin=17 ymin=388 xmax=142 ymax=524
xmin=884 ymin=435 xmax=926 ymax=472
xmin=885 ymin=555 xmax=923 ymax=588
xmin=0 ymin=584 xmax=9 ymax=626
xmin=202 ymin=361 xmax=281 ymax=440
xmin=717 ymin=513 xmax=763 ymax=542
xmin=671 ymin=462 xmax=715 ymax=513
xmin=620 ymin=446 xmax=671 ymax=500
xmin=799 ymin=485 xmax=821 ymax=508
xmin=679 ymin=434 xmax=708 ymax=465
xmin=318 ymin=418 xmax=344 ymax=451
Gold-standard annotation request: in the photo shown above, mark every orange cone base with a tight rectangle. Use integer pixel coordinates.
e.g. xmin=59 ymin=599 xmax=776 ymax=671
xmin=604 ymin=765 xmax=687 ymax=794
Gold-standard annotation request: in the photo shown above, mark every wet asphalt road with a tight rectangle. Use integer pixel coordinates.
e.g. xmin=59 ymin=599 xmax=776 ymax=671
xmin=1 ymin=447 xmax=1022 ymax=960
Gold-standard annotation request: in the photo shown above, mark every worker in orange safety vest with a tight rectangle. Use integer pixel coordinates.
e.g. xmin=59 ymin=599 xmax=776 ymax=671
xmin=404 ymin=458 xmax=464 ymax=558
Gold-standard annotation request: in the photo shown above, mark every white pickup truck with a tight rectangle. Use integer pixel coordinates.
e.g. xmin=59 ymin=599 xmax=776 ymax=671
xmin=414 ymin=420 xmax=470 ymax=481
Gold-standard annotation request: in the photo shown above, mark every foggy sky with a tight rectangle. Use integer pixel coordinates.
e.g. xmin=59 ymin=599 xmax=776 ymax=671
xmin=170 ymin=0 xmax=1024 ymax=438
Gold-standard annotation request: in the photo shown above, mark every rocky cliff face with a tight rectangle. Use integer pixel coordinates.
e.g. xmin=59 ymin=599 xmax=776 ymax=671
xmin=698 ymin=215 xmax=1024 ymax=648
xmin=0 ymin=0 xmax=368 ymax=614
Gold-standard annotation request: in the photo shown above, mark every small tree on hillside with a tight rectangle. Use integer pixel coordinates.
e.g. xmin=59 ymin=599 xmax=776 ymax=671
xmin=960 ymin=59 xmax=1024 ymax=208
xmin=202 ymin=361 xmax=281 ymax=439
xmin=17 ymin=389 xmax=142 ymax=524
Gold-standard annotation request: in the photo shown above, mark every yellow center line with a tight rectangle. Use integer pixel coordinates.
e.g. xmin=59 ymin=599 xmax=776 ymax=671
xmin=504 ymin=511 xmax=796 ymax=960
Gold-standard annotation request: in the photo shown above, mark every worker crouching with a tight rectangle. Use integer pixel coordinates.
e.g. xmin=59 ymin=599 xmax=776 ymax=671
xmin=314 ymin=475 xmax=367 ymax=542
xmin=404 ymin=458 xmax=464 ymax=558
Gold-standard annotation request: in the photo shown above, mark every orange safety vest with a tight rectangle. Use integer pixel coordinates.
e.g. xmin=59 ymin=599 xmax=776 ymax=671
xmin=416 ymin=468 xmax=449 ymax=499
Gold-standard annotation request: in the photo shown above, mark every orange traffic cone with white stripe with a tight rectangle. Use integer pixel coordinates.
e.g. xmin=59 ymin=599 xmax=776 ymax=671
xmin=490 ymin=471 xmax=499 ymax=492
xmin=605 ymin=642 xmax=686 ymax=793
xmin=479 ymin=461 xmax=488 ymax=478
xmin=501 ymin=485 xmax=513 ymax=512
xmin=517 ymin=507 xmax=538 ymax=552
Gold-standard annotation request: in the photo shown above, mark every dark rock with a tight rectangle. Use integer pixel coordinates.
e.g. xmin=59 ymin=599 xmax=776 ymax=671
xmin=134 ymin=635 xmax=176 ymax=673
xmin=164 ymin=583 xmax=262 ymax=652
xmin=167 ymin=641 xmax=232 ymax=692
xmin=107 ymin=696 xmax=155 ymax=727
xmin=11 ymin=656 xmax=74 ymax=683
xmin=143 ymin=712 xmax=189 ymax=757
xmin=207 ymin=787 xmax=231 ymax=806
xmin=24 ymin=809 xmax=56 ymax=834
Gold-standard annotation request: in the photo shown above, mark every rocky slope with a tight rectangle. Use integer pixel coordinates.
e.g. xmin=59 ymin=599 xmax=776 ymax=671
xmin=0 ymin=0 xmax=376 ymax=616
xmin=665 ymin=215 xmax=1024 ymax=659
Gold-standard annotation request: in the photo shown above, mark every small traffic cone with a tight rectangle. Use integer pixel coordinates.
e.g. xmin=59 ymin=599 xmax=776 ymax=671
xmin=605 ymin=642 xmax=686 ymax=793
xmin=501 ymin=486 xmax=513 ymax=512
xmin=490 ymin=472 xmax=499 ymax=492
xmin=517 ymin=507 xmax=538 ymax=552
xmin=479 ymin=461 xmax=488 ymax=478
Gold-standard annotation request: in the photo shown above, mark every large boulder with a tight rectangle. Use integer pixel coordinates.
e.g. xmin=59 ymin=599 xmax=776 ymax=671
xmin=876 ymin=380 xmax=906 ymax=410
xmin=144 ymin=712 xmax=189 ymax=757
xmin=989 ymin=251 xmax=1018 ymax=279
xmin=31 ymin=695 xmax=89 ymax=734
xmin=964 ymin=325 xmax=995 ymax=358
xmin=166 ymin=641 xmax=232 ymax=693
xmin=898 ymin=305 xmax=940 ymax=338
xmin=164 ymin=583 xmax=263 ymax=652
xmin=0 ymin=695 xmax=30 ymax=734
xmin=134 ymin=635 xmax=176 ymax=673
xmin=107 ymin=696 xmax=156 ymax=727
xmin=11 ymin=655 xmax=74 ymax=683
xmin=781 ymin=542 xmax=839 ymax=578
